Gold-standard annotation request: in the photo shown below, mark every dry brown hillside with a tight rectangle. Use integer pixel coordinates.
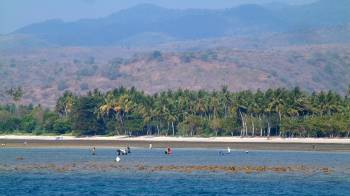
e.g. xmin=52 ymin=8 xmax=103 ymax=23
xmin=1 ymin=44 xmax=350 ymax=106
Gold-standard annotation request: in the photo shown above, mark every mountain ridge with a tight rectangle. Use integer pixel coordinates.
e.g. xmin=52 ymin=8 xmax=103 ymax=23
xmin=10 ymin=0 xmax=350 ymax=47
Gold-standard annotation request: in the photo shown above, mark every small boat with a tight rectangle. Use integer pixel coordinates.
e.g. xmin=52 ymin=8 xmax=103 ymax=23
xmin=116 ymin=156 xmax=121 ymax=162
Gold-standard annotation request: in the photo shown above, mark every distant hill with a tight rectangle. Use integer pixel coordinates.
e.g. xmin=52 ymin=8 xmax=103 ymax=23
xmin=1 ymin=44 xmax=350 ymax=106
xmin=8 ymin=0 xmax=350 ymax=47
xmin=280 ymin=0 xmax=350 ymax=26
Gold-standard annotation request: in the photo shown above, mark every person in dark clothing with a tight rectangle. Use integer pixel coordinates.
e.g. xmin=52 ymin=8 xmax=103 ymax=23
xmin=92 ymin=147 xmax=96 ymax=155
xmin=127 ymin=145 xmax=131 ymax=154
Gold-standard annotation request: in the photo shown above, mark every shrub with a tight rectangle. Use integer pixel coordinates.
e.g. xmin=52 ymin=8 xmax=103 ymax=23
xmin=57 ymin=81 xmax=69 ymax=91
xmin=109 ymin=58 xmax=125 ymax=66
xmin=101 ymin=65 xmax=123 ymax=80
xmin=85 ymin=56 xmax=95 ymax=65
xmin=20 ymin=115 xmax=37 ymax=132
xmin=80 ymin=83 xmax=89 ymax=90
xmin=77 ymin=66 xmax=97 ymax=77
xmin=0 ymin=115 xmax=21 ymax=132
xmin=52 ymin=119 xmax=71 ymax=134
xmin=150 ymin=51 xmax=163 ymax=61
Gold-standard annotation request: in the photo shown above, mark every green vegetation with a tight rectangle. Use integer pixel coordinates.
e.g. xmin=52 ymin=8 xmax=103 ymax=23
xmin=1 ymin=86 xmax=350 ymax=137
xmin=0 ymin=104 xmax=72 ymax=135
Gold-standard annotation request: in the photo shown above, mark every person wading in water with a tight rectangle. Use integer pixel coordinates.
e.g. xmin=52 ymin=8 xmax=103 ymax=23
xmin=127 ymin=145 xmax=131 ymax=154
xmin=165 ymin=147 xmax=173 ymax=155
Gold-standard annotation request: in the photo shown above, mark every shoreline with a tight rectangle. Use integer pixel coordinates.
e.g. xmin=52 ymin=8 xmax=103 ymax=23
xmin=1 ymin=135 xmax=350 ymax=143
xmin=1 ymin=135 xmax=350 ymax=151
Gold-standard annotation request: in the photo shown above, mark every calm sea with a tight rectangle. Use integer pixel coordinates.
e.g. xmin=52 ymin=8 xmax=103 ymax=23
xmin=0 ymin=148 xmax=349 ymax=195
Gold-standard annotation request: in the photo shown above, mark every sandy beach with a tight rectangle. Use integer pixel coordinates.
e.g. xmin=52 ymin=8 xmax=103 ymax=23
xmin=1 ymin=135 xmax=350 ymax=151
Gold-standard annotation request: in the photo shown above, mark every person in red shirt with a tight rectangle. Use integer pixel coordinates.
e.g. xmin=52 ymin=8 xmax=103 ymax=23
xmin=165 ymin=147 xmax=173 ymax=155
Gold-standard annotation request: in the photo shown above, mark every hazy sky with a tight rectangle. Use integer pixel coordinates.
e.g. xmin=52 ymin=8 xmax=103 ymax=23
xmin=0 ymin=0 xmax=317 ymax=34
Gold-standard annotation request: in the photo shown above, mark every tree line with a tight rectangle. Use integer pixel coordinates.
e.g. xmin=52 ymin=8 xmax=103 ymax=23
xmin=1 ymin=86 xmax=350 ymax=137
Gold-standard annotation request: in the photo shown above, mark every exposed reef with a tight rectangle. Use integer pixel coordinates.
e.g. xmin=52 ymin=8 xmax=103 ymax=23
xmin=0 ymin=163 xmax=336 ymax=174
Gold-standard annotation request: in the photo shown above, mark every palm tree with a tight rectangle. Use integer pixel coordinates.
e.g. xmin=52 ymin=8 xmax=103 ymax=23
xmin=98 ymin=93 xmax=135 ymax=135
xmin=56 ymin=91 xmax=74 ymax=117
xmin=6 ymin=87 xmax=24 ymax=115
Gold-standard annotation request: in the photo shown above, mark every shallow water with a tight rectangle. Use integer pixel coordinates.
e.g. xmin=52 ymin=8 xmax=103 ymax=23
xmin=0 ymin=148 xmax=350 ymax=195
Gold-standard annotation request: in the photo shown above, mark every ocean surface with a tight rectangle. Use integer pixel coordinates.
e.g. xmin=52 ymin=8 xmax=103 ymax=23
xmin=0 ymin=148 xmax=350 ymax=195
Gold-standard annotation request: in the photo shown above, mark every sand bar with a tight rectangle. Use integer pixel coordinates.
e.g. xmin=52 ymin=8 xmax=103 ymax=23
xmin=1 ymin=135 xmax=350 ymax=143
xmin=1 ymin=135 xmax=350 ymax=151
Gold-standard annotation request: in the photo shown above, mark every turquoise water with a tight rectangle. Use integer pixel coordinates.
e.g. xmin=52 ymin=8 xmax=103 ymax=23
xmin=1 ymin=148 xmax=350 ymax=195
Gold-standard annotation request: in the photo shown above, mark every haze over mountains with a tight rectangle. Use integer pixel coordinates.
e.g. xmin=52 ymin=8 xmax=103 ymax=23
xmin=0 ymin=0 xmax=318 ymax=34
xmin=1 ymin=0 xmax=350 ymax=106
xmin=6 ymin=0 xmax=350 ymax=47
